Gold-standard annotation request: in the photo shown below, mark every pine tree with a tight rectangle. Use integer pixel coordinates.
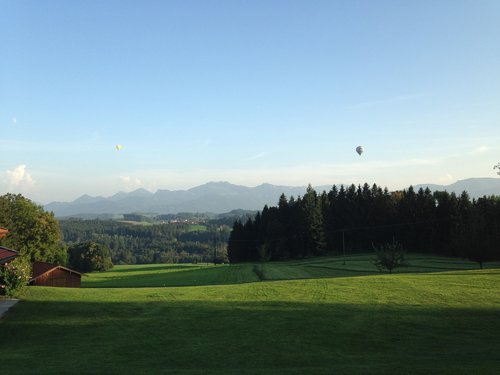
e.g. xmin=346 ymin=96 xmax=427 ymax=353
xmin=227 ymin=220 xmax=244 ymax=263
xmin=301 ymin=185 xmax=326 ymax=256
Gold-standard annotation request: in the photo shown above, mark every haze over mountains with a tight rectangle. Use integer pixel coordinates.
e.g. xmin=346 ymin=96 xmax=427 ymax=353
xmin=45 ymin=178 xmax=500 ymax=218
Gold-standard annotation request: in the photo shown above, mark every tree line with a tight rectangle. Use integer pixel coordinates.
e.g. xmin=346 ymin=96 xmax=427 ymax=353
xmin=60 ymin=219 xmax=231 ymax=264
xmin=227 ymin=183 xmax=500 ymax=267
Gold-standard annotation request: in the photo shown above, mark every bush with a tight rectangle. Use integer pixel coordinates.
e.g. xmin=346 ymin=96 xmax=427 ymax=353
xmin=0 ymin=256 xmax=32 ymax=297
xmin=68 ymin=241 xmax=113 ymax=273
xmin=373 ymin=239 xmax=406 ymax=273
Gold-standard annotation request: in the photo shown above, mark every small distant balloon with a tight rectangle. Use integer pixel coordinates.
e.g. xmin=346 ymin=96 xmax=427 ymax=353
xmin=356 ymin=146 xmax=364 ymax=156
xmin=116 ymin=144 xmax=122 ymax=151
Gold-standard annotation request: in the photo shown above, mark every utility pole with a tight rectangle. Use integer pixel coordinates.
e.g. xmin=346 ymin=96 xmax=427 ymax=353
xmin=342 ymin=230 xmax=346 ymax=265
xmin=213 ymin=229 xmax=217 ymax=266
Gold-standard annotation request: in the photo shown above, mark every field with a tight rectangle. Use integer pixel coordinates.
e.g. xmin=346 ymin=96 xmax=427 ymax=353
xmin=1 ymin=255 xmax=499 ymax=374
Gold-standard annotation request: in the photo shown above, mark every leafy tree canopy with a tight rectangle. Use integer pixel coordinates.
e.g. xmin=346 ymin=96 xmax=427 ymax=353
xmin=68 ymin=241 xmax=113 ymax=273
xmin=0 ymin=193 xmax=65 ymax=264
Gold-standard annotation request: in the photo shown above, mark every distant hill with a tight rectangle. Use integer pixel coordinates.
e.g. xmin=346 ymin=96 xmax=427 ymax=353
xmin=414 ymin=178 xmax=500 ymax=198
xmin=45 ymin=178 xmax=500 ymax=218
xmin=45 ymin=182 xmax=322 ymax=218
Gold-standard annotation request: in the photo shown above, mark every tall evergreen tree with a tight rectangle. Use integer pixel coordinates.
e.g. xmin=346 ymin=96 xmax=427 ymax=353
xmin=433 ymin=191 xmax=459 ymax=255
xmin=301 ymin=185 xmax=326 ymax=256
xmin=227 ymin=220 xmax=244 ymax=263
xmin=324 ymin=185 xmax=339 ymax=252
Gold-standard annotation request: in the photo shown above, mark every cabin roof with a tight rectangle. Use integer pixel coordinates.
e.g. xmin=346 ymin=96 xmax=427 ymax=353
xmin=31 ymin=261 xmax=83 ymax=281
xmin=0 ymin=246 xmax=18 ymax=265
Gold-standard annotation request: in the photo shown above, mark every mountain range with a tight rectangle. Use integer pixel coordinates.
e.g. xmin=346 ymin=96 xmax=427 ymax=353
xmin=45 ymin=178 xmax=500 ymax=218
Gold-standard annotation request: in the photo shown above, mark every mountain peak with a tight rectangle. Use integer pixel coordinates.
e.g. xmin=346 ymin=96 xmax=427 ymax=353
xmin=188 ymin=181 xmax=249 ymax=194
xmin=129 ymin=188 xmax=153 ymax=196
xmin=108 ymin=188 xmax=153 ymax=202
xmin=73 ymin=194 xmax=106 ymax=204
xmin=202 ymin=181 xmax=233 ymax=187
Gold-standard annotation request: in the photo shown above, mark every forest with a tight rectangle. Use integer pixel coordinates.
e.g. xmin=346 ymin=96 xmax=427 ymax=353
xmin=60 ymin=219 xmax=232 ymax=264
xmin=228 ymin=183 xmax=500 ymax=266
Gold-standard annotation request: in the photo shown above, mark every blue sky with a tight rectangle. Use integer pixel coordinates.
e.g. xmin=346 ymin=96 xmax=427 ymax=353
xmin=1 ymin=0 xmax=499 ymax=203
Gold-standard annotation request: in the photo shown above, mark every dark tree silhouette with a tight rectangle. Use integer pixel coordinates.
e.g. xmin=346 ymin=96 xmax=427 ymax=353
xmin=227 ymin=183 xmax=500 ymax=265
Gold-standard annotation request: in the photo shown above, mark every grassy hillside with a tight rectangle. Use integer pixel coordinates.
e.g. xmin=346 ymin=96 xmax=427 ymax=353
xmin=1 ymin=255 xmax=499 ymax=374
xmin=84 ymin=254 xmax=499 ymax=288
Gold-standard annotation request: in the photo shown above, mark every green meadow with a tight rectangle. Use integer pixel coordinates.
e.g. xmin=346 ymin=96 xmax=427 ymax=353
xmin=1 ymin=255 xmax=499 ymax=374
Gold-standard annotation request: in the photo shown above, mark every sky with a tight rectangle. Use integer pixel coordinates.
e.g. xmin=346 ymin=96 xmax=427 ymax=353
xmin=1 ymin=0 xmax=499 ymax=203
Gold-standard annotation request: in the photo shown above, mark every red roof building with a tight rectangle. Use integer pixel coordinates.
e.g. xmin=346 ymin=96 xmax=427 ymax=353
xmin=30 ymin=262 xmax=83 ymax=288
xmin=0 ymin=228 xmax=8 ymax=239
xmin=0 ymin=246 xmax=18 ymax=265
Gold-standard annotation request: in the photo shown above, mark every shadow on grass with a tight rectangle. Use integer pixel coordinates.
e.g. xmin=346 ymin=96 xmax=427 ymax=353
xmin=1 ymin=299 xmax=499 ymax=375
xmin=105 ymin=265 xmax=198 ymax=273
xmin=84 ymin=265 xmax=252 ymax=288
xmin=303 ymin=265 xmax=378 ymax=274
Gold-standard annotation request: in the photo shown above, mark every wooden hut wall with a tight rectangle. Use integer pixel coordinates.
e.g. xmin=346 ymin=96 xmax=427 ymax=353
xmin=34 ymin=268 xmax=81 ymax=288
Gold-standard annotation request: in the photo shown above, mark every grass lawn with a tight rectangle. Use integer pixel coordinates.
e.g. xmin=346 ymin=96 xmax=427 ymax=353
xmin=1 ymin=255 xmax=499 ymax=374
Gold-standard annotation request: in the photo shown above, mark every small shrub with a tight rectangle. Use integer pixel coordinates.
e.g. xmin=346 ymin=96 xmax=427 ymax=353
xmin=0 ymin=256 xmax=32 ymax=297
xmin=373 ymin=239 xmax=406 ymax=273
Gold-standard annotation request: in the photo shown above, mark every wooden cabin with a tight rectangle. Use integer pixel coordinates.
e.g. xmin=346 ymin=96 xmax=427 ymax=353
xmin=0 ymin=246 xmax=18 ymax=265
xmin=30 ymin=262 xmax=82 ymax=288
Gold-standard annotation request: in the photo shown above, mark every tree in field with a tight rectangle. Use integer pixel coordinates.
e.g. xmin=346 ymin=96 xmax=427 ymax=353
xmin=0 ymin=193 xmax=66 ymax=264
xmin=373 ymin=239 xmax=406 ymax=273
xmin=68 ymin=241 xmax=113 ymax=273
xmin=494 ymin=162 xmax=500 ymax=175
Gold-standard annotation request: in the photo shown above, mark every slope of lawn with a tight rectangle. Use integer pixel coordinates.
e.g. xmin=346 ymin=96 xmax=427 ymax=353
xmin=84 ymin=254 xmax=500 ymax=288
xmin=0 ymin=255 xmax=499 ymax=374
xmin=83 ymin=263 xmax=261 ymax=288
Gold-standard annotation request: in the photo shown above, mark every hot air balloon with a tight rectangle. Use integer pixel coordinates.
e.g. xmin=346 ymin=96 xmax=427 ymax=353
xmin=116 ymin=144 xmax=122 ymax=151
xmin=356 ymin=146 xmax=364 ymax=156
